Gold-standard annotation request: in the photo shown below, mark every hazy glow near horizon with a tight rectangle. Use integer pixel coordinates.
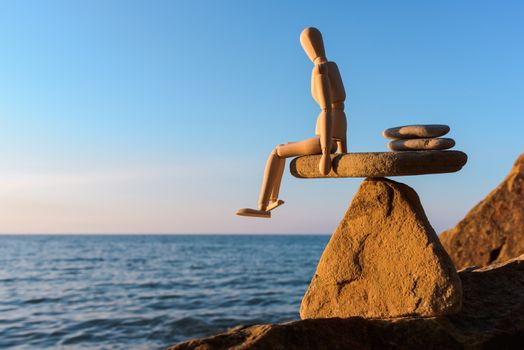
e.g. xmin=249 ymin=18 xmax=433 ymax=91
xmin=1 ymin=1 xmax=523 ymax=234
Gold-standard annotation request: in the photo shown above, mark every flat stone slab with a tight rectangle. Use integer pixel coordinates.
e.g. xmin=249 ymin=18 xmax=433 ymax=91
xmin=290 ymin=150 xmax=467 ymax=178
xmin=388 ymin=138 xmax=455 ymax=151
xmin=383 ymin=124 xmax=450 ymax=139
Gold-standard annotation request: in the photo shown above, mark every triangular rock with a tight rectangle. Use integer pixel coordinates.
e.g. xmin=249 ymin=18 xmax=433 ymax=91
xmin=300 ymin=178 xmax=462 ymax=319
xmin=440 ymin=154 xmax=524 ymax=269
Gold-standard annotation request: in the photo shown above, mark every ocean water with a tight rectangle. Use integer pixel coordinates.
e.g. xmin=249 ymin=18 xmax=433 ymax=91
xmin=0 ymin=234 xmax=329 ymax=349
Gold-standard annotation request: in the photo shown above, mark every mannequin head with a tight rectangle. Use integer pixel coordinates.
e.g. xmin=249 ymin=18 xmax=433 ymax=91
xmin=300 ymin=27 xmax=326 ymax=63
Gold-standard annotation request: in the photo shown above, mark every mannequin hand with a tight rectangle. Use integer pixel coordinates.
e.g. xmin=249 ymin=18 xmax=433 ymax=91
xmin=319 ymin=153 xmax=332 ymax=176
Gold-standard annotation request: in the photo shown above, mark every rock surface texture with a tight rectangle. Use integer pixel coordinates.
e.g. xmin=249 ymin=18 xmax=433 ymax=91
xmin=388 ymin=137 xmax=455 ymax=151
xmin=383 ymin=124 xmax=450 ymax=139
xmin=300 ymin=178 xmax=462 ymax=319
xmin=440 ymin=154 xmax=524 ymax=270
xmin=290 ymin=151 xmax=467 ymax=178
xmin=167 ymin=256 xmax=524 ymax=350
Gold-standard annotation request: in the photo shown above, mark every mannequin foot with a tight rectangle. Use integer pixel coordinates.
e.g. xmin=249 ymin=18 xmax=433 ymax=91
xmin=236 ymin=208 xmax=271 ymax=218
xmin=267 ymin=199 xmax=285 ymax=211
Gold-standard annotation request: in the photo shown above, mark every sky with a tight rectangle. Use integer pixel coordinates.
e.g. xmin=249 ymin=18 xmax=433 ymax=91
xmin=0 ymin=0 xmax=523 ymax=234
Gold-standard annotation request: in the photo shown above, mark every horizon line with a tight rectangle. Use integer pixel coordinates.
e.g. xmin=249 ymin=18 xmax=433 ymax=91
xmin=0 ymin=232 xmax=332 ymax=236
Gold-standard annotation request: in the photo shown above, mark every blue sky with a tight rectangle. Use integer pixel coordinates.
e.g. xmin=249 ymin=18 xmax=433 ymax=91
xmin=0 ymin=0 xmax=523 ymax=233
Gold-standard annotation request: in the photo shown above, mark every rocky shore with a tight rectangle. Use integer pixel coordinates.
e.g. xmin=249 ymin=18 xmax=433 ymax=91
xmin=169 ymin=256 xmax=524 ymax=349
xmin=168 ymin=153 xmax=524 ymax=349
xmin=440 ymin=154 xmax=524 ymax=269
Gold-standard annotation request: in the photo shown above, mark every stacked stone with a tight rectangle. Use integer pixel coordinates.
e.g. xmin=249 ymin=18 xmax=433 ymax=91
xmin=287 ymin=126 xmax=466 ymax=321
xmin=383 ymin=124 xmax=455 ymax=151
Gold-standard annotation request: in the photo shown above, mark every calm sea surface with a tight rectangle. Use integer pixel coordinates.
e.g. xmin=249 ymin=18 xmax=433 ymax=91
xmin=0 ymin=235 xmax=329 ymax=349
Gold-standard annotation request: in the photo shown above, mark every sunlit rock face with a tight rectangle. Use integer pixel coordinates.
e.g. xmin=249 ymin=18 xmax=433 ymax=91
xmin=440 ymin=154 xmax=524 ymax=269
xmin=300 ymin=178 xmax=462 ymax=319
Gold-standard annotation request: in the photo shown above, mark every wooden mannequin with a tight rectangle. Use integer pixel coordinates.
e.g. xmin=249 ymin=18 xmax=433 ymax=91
xmin=236 ymin=27 xmax=347 ymax=218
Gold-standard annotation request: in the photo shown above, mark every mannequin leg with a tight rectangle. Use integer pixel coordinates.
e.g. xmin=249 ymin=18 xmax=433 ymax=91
xmin=258 ymin=148 xmax=283 ymax=211
xmin=259 ymin=138 xmax=322 ymax=210
xmin=236 ymin=138 xmax=334 ymax=218
xmin=277 ymin=137 xmax=337 ymax=157
xmin=277 ymin=137 xmax=322 ymax=157
xmin=270 ymin=157 xmax=286 ymax=202
xmin=337 ymin=138 xmax=347 ymax=153
xmin=260 ymin=137 xmax=335 ymax=209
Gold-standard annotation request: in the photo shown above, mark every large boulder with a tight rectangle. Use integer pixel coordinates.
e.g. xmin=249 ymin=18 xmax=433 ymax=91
xmin=300 ymin=178 xmax=461 ymax=319
xmin=440 ymin=154 xmax=524 ymax=269
xmin=167 ymin=256 xmax=524 ymax=350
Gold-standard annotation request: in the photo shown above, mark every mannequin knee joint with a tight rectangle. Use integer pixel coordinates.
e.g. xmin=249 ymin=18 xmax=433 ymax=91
xmin=273 ymin=144 xmax=285 ymax=157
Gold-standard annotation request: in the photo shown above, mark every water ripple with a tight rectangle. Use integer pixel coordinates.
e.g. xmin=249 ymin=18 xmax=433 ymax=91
xmin=0 ymin=234 xmax=328 ymax=349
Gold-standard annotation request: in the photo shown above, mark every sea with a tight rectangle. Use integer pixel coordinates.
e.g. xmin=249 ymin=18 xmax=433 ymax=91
xmin=0 ymin=234 xmax=330 ymax=349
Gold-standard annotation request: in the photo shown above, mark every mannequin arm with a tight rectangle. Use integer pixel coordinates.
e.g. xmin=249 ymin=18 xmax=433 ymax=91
xmin=314 ymin=63 xmax=333 ymax=175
